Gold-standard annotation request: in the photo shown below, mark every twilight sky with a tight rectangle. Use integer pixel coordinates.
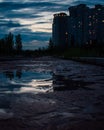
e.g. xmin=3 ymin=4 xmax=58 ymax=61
xmin=0 ymin=0 xmax=104 ymax=50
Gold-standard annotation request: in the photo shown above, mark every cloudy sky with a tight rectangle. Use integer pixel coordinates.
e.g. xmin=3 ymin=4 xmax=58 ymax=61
xmin=0 ymin=0 xmax=104 ymax=50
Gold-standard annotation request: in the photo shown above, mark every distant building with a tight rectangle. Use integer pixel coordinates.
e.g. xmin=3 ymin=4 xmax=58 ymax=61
xmin=94 ymin=5 xmax=104 ymax=44
xmin=68 ymin=4 xmax=89 ymax=46
xmin=52 ymin=4 xmax=104 ymax=48
xmin=52 ymin=13 xmax=70 ymax=49
xmin=68 ymin=4 xmax=104 ymax=47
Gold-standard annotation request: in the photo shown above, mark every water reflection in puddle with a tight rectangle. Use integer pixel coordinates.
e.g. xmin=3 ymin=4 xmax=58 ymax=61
xmin=0 ymin=70 xmax=53 ymax=94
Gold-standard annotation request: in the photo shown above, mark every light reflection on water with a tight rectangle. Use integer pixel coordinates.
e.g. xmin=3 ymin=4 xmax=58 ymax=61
xmin=0 ymin=61 xmax=54 ymax=118
xmin=0 ymin=70 xmax=53 ymax=94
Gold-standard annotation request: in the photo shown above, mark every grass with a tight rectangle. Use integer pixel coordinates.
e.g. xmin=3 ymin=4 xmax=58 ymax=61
xmin=60 ymin=47 xmax=104 ymax=58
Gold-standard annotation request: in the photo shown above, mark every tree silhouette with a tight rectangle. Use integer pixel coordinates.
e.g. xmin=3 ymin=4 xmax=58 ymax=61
xmin=48 ymin=38 xmax=53 ymax=50
xmin=0 ymin=33 xmax=14 ymax=55
xmin=0 ymin=38 xmax=5 ymax=55
xmin=0 ymin=33 xmax=23 ymax=56
xmin=15 ymin=34 xmax=22 ymax=53
xmin=6 ymin=32 xmax=14 ymax=54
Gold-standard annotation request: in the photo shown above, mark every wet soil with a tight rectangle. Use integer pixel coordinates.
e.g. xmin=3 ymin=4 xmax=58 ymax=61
xmin=0 ymin=56 xmax=104 ymax=130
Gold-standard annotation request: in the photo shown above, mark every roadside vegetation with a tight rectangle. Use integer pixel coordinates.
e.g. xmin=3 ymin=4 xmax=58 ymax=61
xmin=47 ymin=38 xmax=104 ymax=58
xmin=0 ymin=35 xmax=104 ymax=58
xmin=0 ymin=32 xmax=22 ymax=56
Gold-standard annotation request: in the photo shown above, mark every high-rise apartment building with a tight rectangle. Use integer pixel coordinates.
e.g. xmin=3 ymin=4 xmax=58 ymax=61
xmin=52 ymin=4 xmax=104 ymax=48
xmin=68 ymin=4 xmax=89 ymax=46
xmin=68 ymin=4 xmax=104 ymax=46
xmin=52 ymin=13 xmax=69 ymax=48
xmin=94 ymin=5 xmax=104 ymax=44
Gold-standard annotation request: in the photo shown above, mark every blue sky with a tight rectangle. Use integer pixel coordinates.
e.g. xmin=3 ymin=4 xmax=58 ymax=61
xmin=0 ymin=0 xmax=104 ymax=50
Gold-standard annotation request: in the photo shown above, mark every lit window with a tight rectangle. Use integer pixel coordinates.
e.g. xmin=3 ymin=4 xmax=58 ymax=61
xmin=102 ymin=20 xmax=104 ymax=23
xmin=65 ymin=32 xmax=68 ymax=35
xmin=89 ymin=23 xmax=92 ymax=26
xmin=93 ymin=15 xmax=95 ymax=18
xmin=93 ymin=31 xmax=95 ymax=34
xmin=90 ymin=40 xmax=92 ymax=44
xmin=89 ymin=31 xmax=91 ymax=34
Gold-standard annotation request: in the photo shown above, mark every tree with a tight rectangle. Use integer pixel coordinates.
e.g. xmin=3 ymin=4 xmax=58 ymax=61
xmin=5 ymin=32 xmax=14 ymax=54
xmin=0 ymin=38 xmax=5 ymax=55
xmin=15 ymin=34 xmax=22 ymax=53
xmin=48 ymin=38 xmax=53 ymax=50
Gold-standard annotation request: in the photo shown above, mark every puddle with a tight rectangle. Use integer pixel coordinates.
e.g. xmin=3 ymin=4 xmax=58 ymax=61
xmin=0 ymin=64 xmax=53 ymax=114
xmin=0 ymin=69 xmax=52 ymax=94
xmin=0 ymin=67 xmax=94 ymax=93
xmin=53 ymin=75 xmax=93 ymax=91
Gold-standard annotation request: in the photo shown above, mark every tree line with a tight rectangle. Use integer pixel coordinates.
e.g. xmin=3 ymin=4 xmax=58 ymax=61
xmin=0 ymin=32 xmax=22 ymax=55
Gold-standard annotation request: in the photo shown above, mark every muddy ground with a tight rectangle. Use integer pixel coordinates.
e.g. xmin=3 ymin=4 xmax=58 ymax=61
xmin=0 ymin=56 xmax=104 ymax=130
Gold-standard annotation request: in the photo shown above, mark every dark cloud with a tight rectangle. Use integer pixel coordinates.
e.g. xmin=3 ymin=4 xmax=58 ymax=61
xmin=71 ymin=0 xmax=104 ymax=6
xmin=0 ymin=20 xmax=22 ymax=27
xmin=0 ymin=2 xmax=61 ymax=10
xmin=23 ymin=40 xmax=49 ymax=50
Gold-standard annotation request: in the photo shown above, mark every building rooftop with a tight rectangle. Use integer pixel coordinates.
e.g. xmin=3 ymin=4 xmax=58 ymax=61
xmin=54 ymin=13 xmax=67 ymax=17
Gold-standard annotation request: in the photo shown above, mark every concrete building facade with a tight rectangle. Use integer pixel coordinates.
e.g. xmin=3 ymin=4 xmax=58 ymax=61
xmin=68 ymin=4 xmax=89 ymax=46
xmin=52 ymin=4 xmax=104 ymax=48
xmin=52 ymin=13 xmax=70 ymax=49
